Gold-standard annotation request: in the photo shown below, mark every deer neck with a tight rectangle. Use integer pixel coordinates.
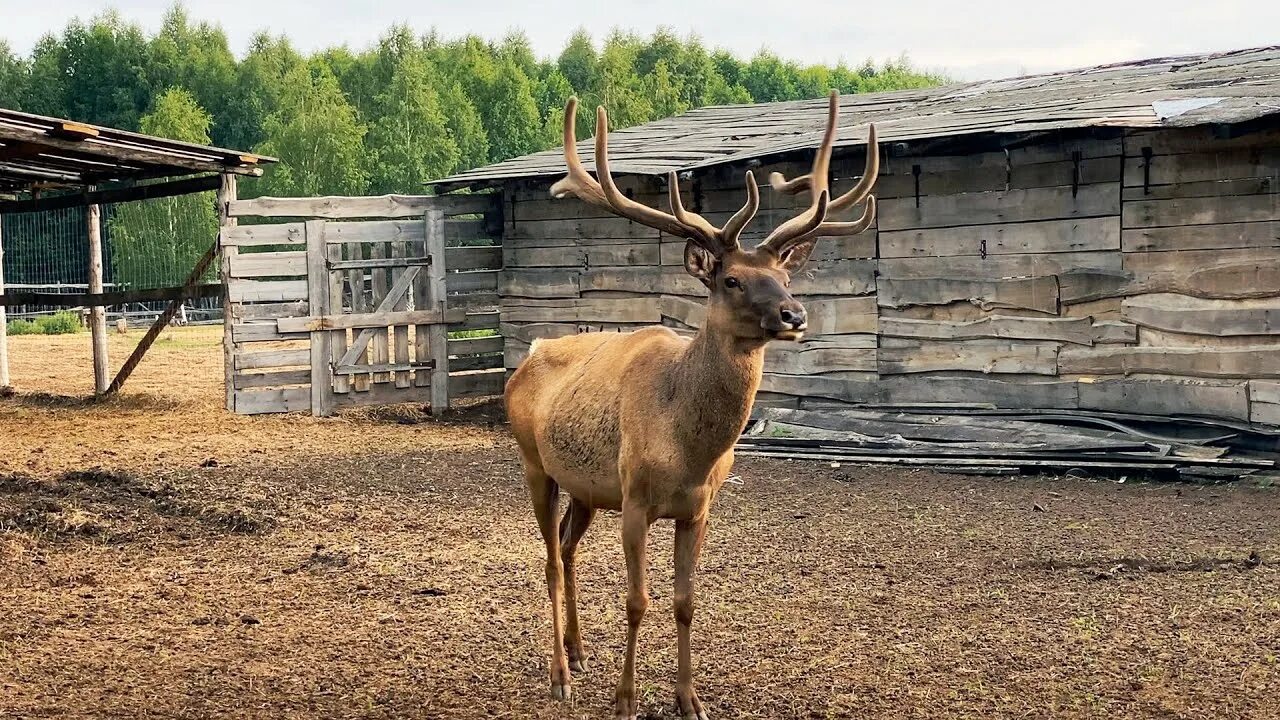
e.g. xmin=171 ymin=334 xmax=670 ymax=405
xmin=672 ymin=312 xmax=767 ymax=454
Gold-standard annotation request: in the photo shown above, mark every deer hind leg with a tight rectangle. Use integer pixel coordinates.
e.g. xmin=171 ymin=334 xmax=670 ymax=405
xmin=559 ymin=497 xmax=596 ymax=672
xmin=527 ymin=467 xmax=572 ymax=700
xmin=674 ymin=518 xmax=710 ymax=720
xmin=614 ymin=501 xmax=651 ymax=720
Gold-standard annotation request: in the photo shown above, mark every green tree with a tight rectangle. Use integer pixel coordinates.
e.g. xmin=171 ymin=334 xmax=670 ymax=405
xmin=21 ymin=35 xmax=68 ymax=117
xmin=107 ymin=88 xmax=218 ymax=288
xmin=365 ymin=52 xmax=459 ymax=192
xmin=484 ymin=59 xmax=543 ymax=161
xmin=58 ymin=12 xmax=155 ymax=129
xmin=220 ymin=32 xmax=304 ymax=153
xmin=557 ymin=29 xmax=598 ymax=95
xmin=437 ymin=79 xmax=490 ymax=170
xmin=0 ymin=42 xmax=28 ymax=110
xmin=743 ymin=51 xmax=800 ymax=102
xmin=596 ymin=32 xmax=652 ymax=129
xmin=254 ymin=62 xmax=368 ymax=197
xmin=146 ymin=4 xmax=236 ymax=144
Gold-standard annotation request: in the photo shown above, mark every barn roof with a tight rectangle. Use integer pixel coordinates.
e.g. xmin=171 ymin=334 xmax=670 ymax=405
xmin=0 ymin=107 xmax=275 ymax=193
xmin=434 ymin=45 xmax=1280 ymax=189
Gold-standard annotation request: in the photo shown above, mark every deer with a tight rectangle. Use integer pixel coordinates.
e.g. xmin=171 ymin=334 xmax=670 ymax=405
xmin=504 ymin=90 xmax=878 ymax=720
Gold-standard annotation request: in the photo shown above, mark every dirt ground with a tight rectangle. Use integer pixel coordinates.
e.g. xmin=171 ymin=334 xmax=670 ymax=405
xmin=1 ymin=328 xmax=1278 ymax=719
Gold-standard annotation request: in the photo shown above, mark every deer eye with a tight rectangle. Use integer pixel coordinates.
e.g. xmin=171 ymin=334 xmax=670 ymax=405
xmin=724 ymin=276 xmax=741 ymax=290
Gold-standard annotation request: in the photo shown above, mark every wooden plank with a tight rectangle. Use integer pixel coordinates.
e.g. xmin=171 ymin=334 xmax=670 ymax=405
xmin=348 ymin=243 xmax=372 ymax=392
xmin=370 ymin=242 xmax=390 ymax=384
xmin=500 ymin=298 xmax=662 ymax=324
xmin=502 ymin=268 xmax=581 ymax=298
xmin=806 ymin=296 xmax=878 ymax=335
xmin=1122 ymin=294 xmax=1280 ymax=336
xmin=1251 ymin=400 xmax=1280 ymax=426
xmin=392 ymin=240 xmax=411 ymax=389
xmin=505 ymin=245 xmax=588 ymax=268
xmin=660 ymin=296 xmax=706 ymax=329
xmin=218 ymin=174 xmax=238 ymax=412
xmin=87 ymin=202 xmax=108 ymax=395
xmin=231 ymin=323 xmax=309 ymax=344
xmin=764 ymin=345 xmax=876 ymax=374
xmin=0 ymin=174 xmax=222 ymax=215
xmin=235 ymin=348 xmax=310 ymax=370
xmin=1122 ymin=194 xmax=1280 ymax=229
xmin=791 ymin=260 xmax=878 ymax=296
xmin=507 ymin=216 xmax=661 ymax=241
xmin=879 ymin=315 xmax=1095 ymax=345
xmin=875 ymin=157 xmax=1121 ymax=199
xmin=233 ymin=369 xmax=311 ymax=390
xmin=1122 ymin=177 xmax=1277 ymax=202
xmin=228 ymin=251 xmax=306 ymax=279
xmin=878 ymin=338 xmax=1059 ymax=375
xmin=1061 ymin=346 xmax=1280 ymax=378
xmin=758 ymin=374 xmax=1079 ymax=409
xmin=1092 ymin=320 xmax=1138 ymax=344
xmin=228 ymin=193 xmax=495 ymax=219
xmin=426 ymin=208 xmax=450 ymax=415
xmin=1126 ymin=126 xmax=1280 ymax=156
xmin=327 ymin=243 xmax=350 ymax=395
xmin=1077 ymin=378 xmax=1249 ymax=420
xmin=878 ymin=251 xmax=1121 ymax=281
xmin=278 ymin=307 xmax=463 ymax=333
xmin=228 ymin=279 xmax=308 ymax=303
xmin=879 ymin=217 xmax=1120 ymax=258
xmin=499 ymin=322 xmax=583 ymax=344
xmin=445 ymin=245 xmax=502 ymax=271
xmin=0 ymin=214 xmax=7 ymax=387
xmin=451 ymin=369 xmax=506 ymax=399
xmin=1122 ymin=248 xmax=1280 ymax=282
xmin=1121 ymin=221 xmax=1279 ymax=253
xmin=1122 ymin=147 xmax=1280 ymax=187
xmin=0 ymin=283 xmax=223 ymax=308
xmin=449 ymin=336 xmax=504 ymax=356
xmin=878 ymin=184 xmax=1119 ymax=231
xmin=446 ymin=270 xmax=499 ymax=294
xmin=1252 ymin=380 xmax=1280 ymax=405
xmin=234 ymin=301 xmax=309 ymax=321
xmin=876 ymin=276 xmax=1059 ymax=314
xmin=234 ymin=387 xmax=310 ymax=415
xmin=220 ymin=223 xmax=305 ymax=247
xmin=1137 ymin=327 xmax=1280 ymax=349
xmin=305 ymin=220 xmax=332 ymax=416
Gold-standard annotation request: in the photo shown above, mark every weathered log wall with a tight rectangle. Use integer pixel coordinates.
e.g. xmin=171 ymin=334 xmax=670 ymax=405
xmin=498 ymin=125 xmax=1280 ymax=425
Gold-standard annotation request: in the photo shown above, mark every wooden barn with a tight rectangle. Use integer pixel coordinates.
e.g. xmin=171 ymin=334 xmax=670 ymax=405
xmin=433 ymin=46 xmax=1280 ymax=428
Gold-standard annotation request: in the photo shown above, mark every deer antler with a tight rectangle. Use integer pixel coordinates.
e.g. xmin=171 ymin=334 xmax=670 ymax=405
xmin=550 ymin=97 xmax=758 ymax=255
xmin=759 ymin=90 xmax=879 ymax=256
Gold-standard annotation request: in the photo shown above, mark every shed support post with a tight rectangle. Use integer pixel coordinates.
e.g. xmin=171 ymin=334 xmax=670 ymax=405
xmin=0 ymin=213 xmax=8 ymax=388
xmin=217 ymin=173 xmax=238 ymax=412
xmin=87 ymin=202 xmax=108 ymax=395
xmin=425 ymin=208 xmax=449 ymax=416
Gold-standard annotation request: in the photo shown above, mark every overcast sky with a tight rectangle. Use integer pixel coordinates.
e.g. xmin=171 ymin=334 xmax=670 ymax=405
xmin=2 ymin=0 xmax=1277 ymax=81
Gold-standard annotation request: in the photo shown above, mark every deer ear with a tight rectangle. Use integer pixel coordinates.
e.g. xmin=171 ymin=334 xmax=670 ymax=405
xmin=778 ymin=238 xmax=818 ymax=273
xmin=683 ymin=241 xmax=717 ymax=288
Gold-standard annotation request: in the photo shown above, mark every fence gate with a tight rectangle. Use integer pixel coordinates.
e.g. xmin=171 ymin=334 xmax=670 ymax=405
xmin=221 ymin=193 xmax=504 ymax=416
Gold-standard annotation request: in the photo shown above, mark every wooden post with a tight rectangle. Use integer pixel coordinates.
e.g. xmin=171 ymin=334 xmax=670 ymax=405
xmin=0 ymin=213 xmax=8 ymax=388
xmin=425 ymin=208 xmax=449 ymax=416
xmin=217 ymin=173 xmax=237 ymax=412
xmin=305 ymin=219 xmax=333 ymax=417
xmin=87 ymin=202 xmax=109 ymax=395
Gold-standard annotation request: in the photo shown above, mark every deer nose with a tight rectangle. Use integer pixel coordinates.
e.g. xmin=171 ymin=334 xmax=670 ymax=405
xmin=779 ymin=306 xmax=807 ymax=330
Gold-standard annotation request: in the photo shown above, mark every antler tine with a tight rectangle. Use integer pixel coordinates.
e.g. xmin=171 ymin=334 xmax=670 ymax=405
xmin=760 ymin=190 xmax=829 ymax=249
xmin=549 ymin=97 xmax=607 ymax=206
xmin=829 ymin=124 xmax=878 ymax=213
xmin=549 ymin=97 xmax=762 ymax=255
xmin=720 ymin=171 xmax=760 ymax=246
xmin=767 ymin=90 xmax=840 ymax=197
xmin=815 ymin=195 xmax=876 ymax=236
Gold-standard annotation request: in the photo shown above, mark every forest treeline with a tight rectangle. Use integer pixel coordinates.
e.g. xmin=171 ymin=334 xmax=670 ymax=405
xmin=0 ymin=5 xmax=946 ymax=197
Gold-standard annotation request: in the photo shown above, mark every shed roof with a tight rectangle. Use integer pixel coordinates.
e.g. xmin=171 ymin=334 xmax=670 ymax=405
xmin=0 ymin=108 xmax=275 ymax=193
xmin=435 ymin=45 xmax=1280 ymax=188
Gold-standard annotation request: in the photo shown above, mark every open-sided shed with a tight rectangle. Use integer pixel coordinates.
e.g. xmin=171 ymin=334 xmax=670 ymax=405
xmin=0 ymin=108 xmax=273 ymax=394
xmin=435 ymin=46 xmax=1280 ymax=427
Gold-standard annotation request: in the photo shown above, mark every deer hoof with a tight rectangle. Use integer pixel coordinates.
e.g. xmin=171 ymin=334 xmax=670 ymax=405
xmin=550 ymin=683 xmax=571 ymax=701
xmin=569 ymin=658 xmax=587 ymax=672
xmin=677 ymin=687 xmax=710 ymax=720
xmin=614 ymin=694 xmax=638 ymax=719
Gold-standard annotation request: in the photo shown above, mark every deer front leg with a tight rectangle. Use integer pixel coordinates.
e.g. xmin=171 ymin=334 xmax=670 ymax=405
xmin=674 ymin=517 xmax=710 ymax=720
xmin=615 ymin=502 xmax=651 ymax=720
xmin=528 ymin=470 xmax=571 ymax=700
xmin=560 ymin=497 xmax=596 ymax=671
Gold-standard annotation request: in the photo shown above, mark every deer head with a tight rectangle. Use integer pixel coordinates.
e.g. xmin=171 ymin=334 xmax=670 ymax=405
xmin=551 ymin=91 xmax=878 ymax=343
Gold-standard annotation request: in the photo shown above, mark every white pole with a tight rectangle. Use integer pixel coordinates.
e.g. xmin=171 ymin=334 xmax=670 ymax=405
xmin=0 ymin=213 xmax=9 ymax=388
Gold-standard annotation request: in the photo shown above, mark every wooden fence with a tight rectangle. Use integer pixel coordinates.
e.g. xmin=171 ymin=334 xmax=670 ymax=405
xmin=221 ymin=193 xmax=504 ymax=416
xmin=497 ymin=124 xmax=1280 ymax=426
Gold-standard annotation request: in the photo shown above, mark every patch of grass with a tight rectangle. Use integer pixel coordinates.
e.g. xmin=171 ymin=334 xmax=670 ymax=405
xmin=448 ymin=329 xmax=497 ymax=339
xmin=8 ymin=312 xmax=82 ymax=336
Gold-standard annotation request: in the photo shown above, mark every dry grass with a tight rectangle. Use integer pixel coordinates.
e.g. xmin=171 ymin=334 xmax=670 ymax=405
xmin=1 ymin=327 xmax=1278 ymax=719
xmin=0 ymin=326 xmax=496 ymax=478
